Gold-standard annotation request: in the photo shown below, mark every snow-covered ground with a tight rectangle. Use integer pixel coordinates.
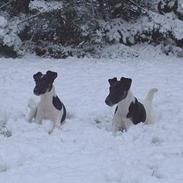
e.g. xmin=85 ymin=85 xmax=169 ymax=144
xmin=0 ymin=52 xmax=183 ymax=183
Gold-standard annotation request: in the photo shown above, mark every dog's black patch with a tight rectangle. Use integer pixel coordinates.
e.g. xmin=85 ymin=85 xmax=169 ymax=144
xmin=127 ymin=98 xmax=146 ymax=124
xmin=52 ymin=96 xmax=62 ymax=111
xmin=115 ymin=106 xmax=118 ymax=114
xmin=61 ymin=105 xmax=66 ymax=123
xmin=52 ymin=96 xmax=66 ymax=123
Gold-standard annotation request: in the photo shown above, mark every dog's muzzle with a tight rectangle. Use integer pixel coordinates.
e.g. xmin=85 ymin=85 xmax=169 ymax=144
xmin=33 ymin=88 xmax=40 ymax=96
xmin=105 ymin=97 xmax=113 ymax=107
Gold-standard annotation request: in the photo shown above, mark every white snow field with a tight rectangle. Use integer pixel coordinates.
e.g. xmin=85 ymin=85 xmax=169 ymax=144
xmin=0 ymin=52 xmax=183 ymax=183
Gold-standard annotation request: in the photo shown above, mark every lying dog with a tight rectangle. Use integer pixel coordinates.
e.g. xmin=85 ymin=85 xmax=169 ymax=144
xmin=28 ymin=71 xmax=66 ymax=134
xmin=105 ymin=77 xmax=158 ymax=134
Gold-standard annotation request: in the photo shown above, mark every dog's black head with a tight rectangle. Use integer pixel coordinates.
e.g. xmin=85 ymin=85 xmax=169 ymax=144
xmin=33 ymin=71 xmax=57 ymax=96
xmin=105 ymin=77 xmax=132 ymax=106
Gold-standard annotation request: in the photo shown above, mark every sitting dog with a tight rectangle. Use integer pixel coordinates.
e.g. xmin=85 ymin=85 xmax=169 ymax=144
xmin=28 ymin=71 xmax=66 ymax=134
xmin=105 ymin=77 xmax=158 ymax=134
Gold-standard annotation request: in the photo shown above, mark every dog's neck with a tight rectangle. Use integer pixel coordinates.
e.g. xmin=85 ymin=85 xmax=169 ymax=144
xmin=40 ymin=85 xmax=56 ymax=102
xmin=118 ymin=90 xmax=135 ymax=108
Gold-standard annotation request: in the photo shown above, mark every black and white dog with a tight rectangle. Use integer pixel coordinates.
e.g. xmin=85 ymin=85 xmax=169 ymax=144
xmin=28 ymin=71 xmax=66 ymax=134
xmin=105 ymin=77 xmax=158 ymax=134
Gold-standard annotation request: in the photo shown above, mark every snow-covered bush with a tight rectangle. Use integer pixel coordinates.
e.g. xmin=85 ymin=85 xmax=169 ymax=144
xmin=0 ymin=0 xmax=183 ymax=58
xmin=100 ymin=10 xmax=183 ymax=56
xmin=0 ymin=16 xmax=22 ymax=57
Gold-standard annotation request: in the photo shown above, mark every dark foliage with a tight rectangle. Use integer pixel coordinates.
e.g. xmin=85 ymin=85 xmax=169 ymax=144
xmin=158 ymin=0 xmax=178 ymax=14
xmin=0 ymin=44 xmax=17 ymax=58
xmin=0 ymin=0 xmax=182 ymax=58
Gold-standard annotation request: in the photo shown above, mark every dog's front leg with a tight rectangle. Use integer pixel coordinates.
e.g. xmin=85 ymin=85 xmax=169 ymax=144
xmin=48 ymin=120 xmax=58 ymax=135
xmin=28 ymin=107 xmax=37 ymax=123
xmin=48 ymin=116 xmax=62 ymax=134
xmin=48 ymin=122 xmax=55 ymax=134
xmin=35 ymin=108 xmax=43 ymax=124
xmin=35 ymin=115 xmax=43 ymax=124
xmin=112 ymin=113 xmax=126 ymax=135
xmin=35 ymin=104 xmax=45 ymax=124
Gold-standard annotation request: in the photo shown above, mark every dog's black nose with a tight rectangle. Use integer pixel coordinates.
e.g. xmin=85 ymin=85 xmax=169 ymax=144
xmin=105 ymin=98 xmax=113 ymax=106
xmin=105 ymin=98 xmax=110 ymax=106
xmin=33 ymin=88 xmax=39 ymax=95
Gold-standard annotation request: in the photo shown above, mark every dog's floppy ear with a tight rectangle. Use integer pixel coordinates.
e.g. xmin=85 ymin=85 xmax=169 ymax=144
xmin=33 ymin=72 xmax=42 ymax=81
xmin=108 ymin=77 xmax=117 ymax=86
xmin=120 ymin=77 xmax=132 ymax=90
xmin=46 ymin=70 xmax=57 ymax=83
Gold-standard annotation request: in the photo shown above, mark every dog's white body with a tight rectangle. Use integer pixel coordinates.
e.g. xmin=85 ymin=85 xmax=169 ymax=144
xmin=28 ymin=86 xmax=65 ymax=134
xmin=112 ymin=88 xmax=158 ymax=134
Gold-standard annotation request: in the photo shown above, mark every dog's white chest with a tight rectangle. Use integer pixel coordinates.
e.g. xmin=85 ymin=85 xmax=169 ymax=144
xmin=36 ymin=88 xmax=61 ymax=123
xmin=112 ymin=91 xmax=135 ymax=132
xmin=117 ymin=92 xmax=134 ymax=116
xmin=41 ymin=102 xmax=53 ymax=118
xmin=39 ymin=100 xmax=58 ymax=120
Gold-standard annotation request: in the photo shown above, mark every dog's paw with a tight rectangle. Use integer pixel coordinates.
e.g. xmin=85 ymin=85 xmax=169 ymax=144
xmin=48 ymin=126 xmax=54 ymax=135
xmin=48 ymin=129 xmax=54 ymax=135
xmin=27 ymin=117 xmax=33 ymax=123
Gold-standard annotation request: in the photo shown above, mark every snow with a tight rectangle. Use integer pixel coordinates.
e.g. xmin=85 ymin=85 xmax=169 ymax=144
xmin=0 ymin=16 xmax=22 ymax=55
xmin=0 ymin=16 xmax=7 ymax=38
xmin=0 ymin=52 xmax=183 ymax=183
xmin=0 ymin=16 xmax=7 ymax=28
xmin=30 ymin=0 xmax=63 ymax=12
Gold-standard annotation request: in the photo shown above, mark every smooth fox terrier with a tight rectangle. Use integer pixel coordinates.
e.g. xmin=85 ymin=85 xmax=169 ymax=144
xmin=28 ymin=71 xmax=66 ymax=134
xmin=105 ymin=77 xmax=158 ymax=134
